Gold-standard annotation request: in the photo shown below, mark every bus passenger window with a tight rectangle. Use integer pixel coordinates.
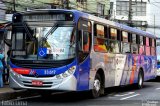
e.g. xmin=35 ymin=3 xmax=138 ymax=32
xmin=131 ymin=44 xmax=138 ymax=54
xmin=94 ymin=38 xmax=107 ymax=52
xmin=122 ymin=31 xmax=130 ymax=53
xmin=107 ymin=40 xmax=120 ymax=53
xmin=146 ymin=37 xmax=150 ymax=55
xmin=94 ymin=24 xmax=107 ymax=52
xmin=110 ymin=28 xmax=117 ymax=40
xmin=139 ymin=45 xmax=145 ymax=55
xmin=151 ymin=39 xmax=156 ymax=56
xmin=122 ymin=43 xmax=130 ymax=53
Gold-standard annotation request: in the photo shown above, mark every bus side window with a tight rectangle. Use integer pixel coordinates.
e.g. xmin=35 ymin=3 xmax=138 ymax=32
xmin=139 ymin=35 xmax=145 ymax=55
xmin=94 ymin=24 xmax=107 ymax=52
xmin=121 ymin=31 xmax=130 ymax=53
xmin=151 ymin=39 xmax=156 ymax=56
xmin=146 ymin=37 xmax=150 ymax=56
xmin=131 ymin=34 xmax=138 ymax=54
xmin=107 ymin=27 xmax=120 ymax=53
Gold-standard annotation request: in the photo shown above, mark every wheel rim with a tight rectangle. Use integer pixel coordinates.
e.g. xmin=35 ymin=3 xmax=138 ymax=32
xmin=139 ymin=74 xmax=142 ymax=86
xmin=94 ymin=79 xmax=101 ymax=92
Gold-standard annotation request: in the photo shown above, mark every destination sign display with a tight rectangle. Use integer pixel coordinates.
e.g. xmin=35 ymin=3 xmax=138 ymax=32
xmin=23 ymin=13 xmax=73 ymax=21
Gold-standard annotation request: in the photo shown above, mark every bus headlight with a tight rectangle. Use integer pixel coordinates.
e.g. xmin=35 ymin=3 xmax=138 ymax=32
xmin=56 ymin=66 xmax=76 ymax=79
xmin=10 ymin=68 xmax=20 ymax=78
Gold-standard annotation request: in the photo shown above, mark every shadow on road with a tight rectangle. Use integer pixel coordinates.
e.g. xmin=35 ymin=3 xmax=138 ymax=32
xmin=24 ymin=84 xmax=151 ymax=104
xmin=148 ymin=76 xmax=160 ymax=82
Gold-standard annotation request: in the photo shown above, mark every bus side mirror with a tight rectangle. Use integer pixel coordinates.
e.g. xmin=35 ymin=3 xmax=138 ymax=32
xmin=4 ymin=31 xmax=11 ymax=47
xmin=4 ymin=40 xmax=11 ymax=47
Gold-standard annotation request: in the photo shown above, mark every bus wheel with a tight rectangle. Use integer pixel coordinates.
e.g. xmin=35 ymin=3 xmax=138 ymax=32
xmin=137 ymin=71 xmax=144 ymax=89
xmin=91 ymin=73 xmax=102 ymax=98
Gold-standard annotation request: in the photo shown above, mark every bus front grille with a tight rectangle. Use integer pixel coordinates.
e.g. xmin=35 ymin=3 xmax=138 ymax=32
xmin=22 ymin=81 xmax=53 ymax=88
xmin=22 ymin=74 xmax=55 ymax=78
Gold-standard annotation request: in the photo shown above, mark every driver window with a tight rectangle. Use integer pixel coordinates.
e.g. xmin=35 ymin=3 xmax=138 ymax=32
xmin=83 ymin=31 xmax=90 ymax=52
xmin=78 ymin=19 xmax=91 ymax=53
xmin=78 ymin=18 xmax=92 ymax=63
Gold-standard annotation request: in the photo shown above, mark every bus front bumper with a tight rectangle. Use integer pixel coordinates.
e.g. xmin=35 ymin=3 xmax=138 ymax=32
xmin=9 ymin=70 xmax=77 ymax=91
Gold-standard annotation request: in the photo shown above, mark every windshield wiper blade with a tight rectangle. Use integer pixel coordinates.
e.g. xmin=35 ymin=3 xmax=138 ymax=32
xmin=39 ymin=23 xmax=58 ymax=48
xmin=22 ymin=21 xmax=36 ymax=42
xmin=44 ymin=23 xmax=58 ymax=39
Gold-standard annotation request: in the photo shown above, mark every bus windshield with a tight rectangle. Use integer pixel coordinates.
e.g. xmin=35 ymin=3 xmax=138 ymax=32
xmin=11 ymin=25 xmax=76 ymax=61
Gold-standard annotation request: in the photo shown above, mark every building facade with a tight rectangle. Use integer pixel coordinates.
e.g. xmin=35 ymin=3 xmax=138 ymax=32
xmin=69 ymin=0 xmax=110 ymax=17
xmin=3 ymin=0 xmax=110 ymax=18
xmin=110 ymin=0 xmax=149 ymax=30
xmin=0 ymin=1 xmax=6 ymax=22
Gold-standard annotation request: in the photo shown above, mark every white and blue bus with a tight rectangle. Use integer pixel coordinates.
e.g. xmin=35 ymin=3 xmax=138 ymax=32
xmin=8 ymin=9 xmax=157 ymax=98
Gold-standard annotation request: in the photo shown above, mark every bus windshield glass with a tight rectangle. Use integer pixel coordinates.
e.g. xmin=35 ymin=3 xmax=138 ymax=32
xmin=11 ymin=25 xmax=76 ymax=61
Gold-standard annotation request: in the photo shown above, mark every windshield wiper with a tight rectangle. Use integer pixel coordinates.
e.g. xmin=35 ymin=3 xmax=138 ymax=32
xmin=44 ymin=23 xmax=58 ymax=39
xmin=40 ymin=23 xmax=58 ymax=47
xmin=22 ymin=21 xmax=36 ymax=42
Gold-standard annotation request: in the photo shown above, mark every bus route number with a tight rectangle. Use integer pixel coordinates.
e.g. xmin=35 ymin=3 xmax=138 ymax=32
xmin=44 ymin=70 xmax=56 ymax=75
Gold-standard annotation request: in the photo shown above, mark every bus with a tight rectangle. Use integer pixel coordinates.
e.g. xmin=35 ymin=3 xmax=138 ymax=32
xmin=7 ymin=9 xmax=157 ymax=98
xmin=156 ymin=40 xmax=160 ymax=76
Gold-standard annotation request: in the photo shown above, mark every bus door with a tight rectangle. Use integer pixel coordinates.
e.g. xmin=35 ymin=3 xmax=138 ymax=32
xmin=77 ymin=19 xmax=91 ymax=90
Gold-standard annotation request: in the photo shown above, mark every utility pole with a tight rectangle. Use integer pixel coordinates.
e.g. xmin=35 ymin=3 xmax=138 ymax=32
xmin=66 ymin=0 xmax=69 ymax=9
xmin=154 ymin=15 xmax=155 ymax=35
xmin=128 ymin=0 xmax=132 ymax=26
xmin=13 ymin=0 xmax=16 ymax=12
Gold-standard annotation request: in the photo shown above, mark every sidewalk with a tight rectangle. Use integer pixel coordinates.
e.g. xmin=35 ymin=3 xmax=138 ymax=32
xmin=0 ymin=85 xmax=33 ymax=101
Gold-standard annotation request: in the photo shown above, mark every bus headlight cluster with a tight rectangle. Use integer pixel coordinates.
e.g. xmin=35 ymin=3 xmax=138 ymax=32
xmin=10 ymin=68 xmax=20 ymax=78
xmin=56 ymin=66 xmax=76 ymax=79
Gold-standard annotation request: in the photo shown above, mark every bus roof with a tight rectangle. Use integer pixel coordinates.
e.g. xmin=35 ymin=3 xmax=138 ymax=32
xmin=21 ymin=9 xmax=156 ymax=39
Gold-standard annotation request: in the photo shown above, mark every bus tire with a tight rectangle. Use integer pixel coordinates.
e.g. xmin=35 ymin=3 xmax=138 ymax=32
xmin=91 ymin=73 xmax=103 ymax=98
xmin=136 ymin=70 xmax=144 ymax=89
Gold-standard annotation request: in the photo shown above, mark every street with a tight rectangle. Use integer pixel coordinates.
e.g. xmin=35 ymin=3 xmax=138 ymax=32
xmin=3 ymin=78 xmax=160 ymax=106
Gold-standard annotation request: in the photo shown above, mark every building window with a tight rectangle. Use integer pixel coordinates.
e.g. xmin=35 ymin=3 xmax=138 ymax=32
xmin=97 ymin=3 xmax=105 ymax=16
xmin=116 ymin=1 xmax=146 ymax=16
xmin=116 ymin=1 xmax=129 ymax=16
xmin=110 ymin=2 xmax=114 ymax=16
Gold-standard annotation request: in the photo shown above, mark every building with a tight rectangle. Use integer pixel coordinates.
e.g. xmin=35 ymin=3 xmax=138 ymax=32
xmin=3 ymin=0 xmax=52 ymax=12
xmin=110 ymin=0 xmax=149 ymax=30
xmin=0 ymin=1 xmax=6 ymax=23
xmin=3 ymin=0 xmax=110 ymax=18
xmin=110 ymin=0 xmax=160 ymax=60
xmin=69 ymin=0 xmax=110 ymax=17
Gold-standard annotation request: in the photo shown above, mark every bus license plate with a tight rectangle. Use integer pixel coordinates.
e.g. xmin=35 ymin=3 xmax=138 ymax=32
xmin=32 ymin=80 xmax=43 ymax=86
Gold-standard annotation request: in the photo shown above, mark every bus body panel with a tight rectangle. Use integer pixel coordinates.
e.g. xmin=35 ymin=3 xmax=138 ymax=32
xmin=90 ymin=51 xmax=156 ymax=88
xmin=77 ymin=56 xmax=90 ymax=91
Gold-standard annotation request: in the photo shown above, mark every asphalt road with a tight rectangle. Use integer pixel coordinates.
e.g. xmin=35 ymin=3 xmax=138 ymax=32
xmin=3 ymin=77 xmax=160 ymax=106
